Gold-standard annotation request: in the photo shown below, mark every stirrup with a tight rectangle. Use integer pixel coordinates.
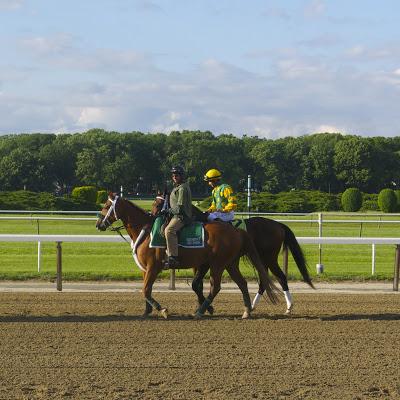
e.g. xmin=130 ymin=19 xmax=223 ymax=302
xmin=164 ymin=256 xmax=180 ymax=269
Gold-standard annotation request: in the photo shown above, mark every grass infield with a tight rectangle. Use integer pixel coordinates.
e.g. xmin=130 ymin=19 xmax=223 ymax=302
xmin=0 ymin=202 xmax=399 ymax=281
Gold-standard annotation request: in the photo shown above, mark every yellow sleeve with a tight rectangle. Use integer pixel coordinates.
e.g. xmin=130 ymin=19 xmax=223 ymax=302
xmin=222 ymin=186 xmax=237 ymax=212
xmin=207 ymin=189 xmax=217 ymax=212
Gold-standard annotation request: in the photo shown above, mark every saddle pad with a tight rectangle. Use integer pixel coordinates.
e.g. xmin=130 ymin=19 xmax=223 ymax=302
xmin=149 ymin=216 xmax=205 ymax=248
xmin=233 ymin=218 xmax=247 ymax=231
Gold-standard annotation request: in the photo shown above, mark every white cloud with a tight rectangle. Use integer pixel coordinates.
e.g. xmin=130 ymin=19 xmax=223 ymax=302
xmin=0 ymin=0 xmax=23 ymax=10
xmin=313 ymin=124 xmax=342 ymax=134
xmin=20 ymin=34 xmax=74 ymax=56
xmin=304 ymin=0 xmax=325 ymax=18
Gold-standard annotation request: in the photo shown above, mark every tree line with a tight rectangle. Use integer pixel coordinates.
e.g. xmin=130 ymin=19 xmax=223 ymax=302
xmin=1 ymin=129 xmax=400 ymax=196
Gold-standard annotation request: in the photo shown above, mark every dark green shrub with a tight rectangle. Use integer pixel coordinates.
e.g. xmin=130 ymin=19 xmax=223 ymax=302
xmin=305 ymin=191 xmax=340 ymax=212
xmin=275 ymin=191 xmax=313 ymax=213
xmin=71 ymin=186 xmax=97 ymax=204
xmin=361 ymin=193 xmax=379 ymax=212
xmin=378 ymin=189 xmax=397 ymax=213
xmin=251 ymin=192 xmax=277 ymax=212
xmin=0 ymin=190 xmax=56 ymax=210
xmin=394 ymin=190 xmax=400 ymax=212
xmin=360 ymin=200 xmax=379 ymax=211
xmin=96 ymin=190 xmax=108 ymax=204
xmin=0 ymin=190 xmax=99 ymax=211
xmin=54 ymin=196 xmax=99 ymax=211
xmin=236 ymin=192 xmax=278 ymax=212
xmin=341 ymin=188 xmax=362 ymax=212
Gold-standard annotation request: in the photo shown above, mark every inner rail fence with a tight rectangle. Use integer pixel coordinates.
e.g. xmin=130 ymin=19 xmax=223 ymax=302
xmin=2 ymin=211 xmax=400 ymax=273
xmin=0 ymin=234 xmax=399 ymax=292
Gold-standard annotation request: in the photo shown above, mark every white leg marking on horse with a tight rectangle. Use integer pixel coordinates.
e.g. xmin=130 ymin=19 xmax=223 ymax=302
xmin=251 ymin=292 xmax=262 ymax=310
xmin=284 ymin=290 xmax=293 ymax=314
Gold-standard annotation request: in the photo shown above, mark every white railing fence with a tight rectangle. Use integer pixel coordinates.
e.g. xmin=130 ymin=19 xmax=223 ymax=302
xmin=0 ymin=234 xmax=399 ymax=292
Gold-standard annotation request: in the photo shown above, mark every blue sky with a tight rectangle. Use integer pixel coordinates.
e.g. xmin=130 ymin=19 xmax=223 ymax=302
xmin=0 ymin=0 xmax=399 ymax=138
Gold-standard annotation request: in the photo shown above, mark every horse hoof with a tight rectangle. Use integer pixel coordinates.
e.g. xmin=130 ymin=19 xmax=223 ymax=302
xmin=242 ymin=308 xmax=251 ymax=319
xmin=207 ymin=305 xmax=214 ymax=315
xmin=193 ymin=311 xmax=203 ymax=319
xmin=160 ymin=308 xmax=169 ymax=319
xmin=285 ymin=305 xmax=293 ymax=315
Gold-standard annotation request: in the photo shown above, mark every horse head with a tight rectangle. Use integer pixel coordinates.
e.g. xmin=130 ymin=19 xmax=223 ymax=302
xmin=96 ymin=192 xmax=120 ymax=231
xmin=150 ymin=193 xmax=167 ymax=217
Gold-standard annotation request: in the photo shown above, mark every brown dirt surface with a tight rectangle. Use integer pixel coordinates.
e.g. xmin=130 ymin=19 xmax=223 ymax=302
xmin=0 ymin=292 xmax=399 ymax=400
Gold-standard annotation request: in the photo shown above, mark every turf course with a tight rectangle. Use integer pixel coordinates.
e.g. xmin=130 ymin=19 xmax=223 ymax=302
xmin=1 ymin=202 xmax=400 ymax=281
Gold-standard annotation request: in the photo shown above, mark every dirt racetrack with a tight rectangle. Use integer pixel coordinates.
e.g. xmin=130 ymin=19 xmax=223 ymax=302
xmin=0 ymin=291 xmax=399 ymax=400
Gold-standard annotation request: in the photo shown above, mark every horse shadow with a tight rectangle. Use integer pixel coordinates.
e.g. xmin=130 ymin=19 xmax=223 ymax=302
xmin=0 ymin=312 xmax=398 ymax=323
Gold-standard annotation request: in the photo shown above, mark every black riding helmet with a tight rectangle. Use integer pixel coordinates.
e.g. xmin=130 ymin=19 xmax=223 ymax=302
xmin=171 ymin=165 xmax=185 ymax=176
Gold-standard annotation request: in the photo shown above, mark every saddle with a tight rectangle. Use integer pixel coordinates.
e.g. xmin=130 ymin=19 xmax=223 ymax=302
xmin=149 ymin=216 xmax=205 ymax=248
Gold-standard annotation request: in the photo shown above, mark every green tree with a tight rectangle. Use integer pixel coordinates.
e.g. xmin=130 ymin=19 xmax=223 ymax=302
xmin=334 ymin=136 xmax=373 ymax=191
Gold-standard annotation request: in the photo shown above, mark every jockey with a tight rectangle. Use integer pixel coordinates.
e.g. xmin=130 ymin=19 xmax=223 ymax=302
xmin=204 ymin=168 xmax=237 ymax=222
xmin=163 ymin=165 xmax=192 ymax=268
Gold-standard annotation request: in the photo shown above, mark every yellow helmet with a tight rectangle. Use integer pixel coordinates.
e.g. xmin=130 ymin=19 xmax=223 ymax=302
xmin=204 ymin=168 xmax=222 ymax=182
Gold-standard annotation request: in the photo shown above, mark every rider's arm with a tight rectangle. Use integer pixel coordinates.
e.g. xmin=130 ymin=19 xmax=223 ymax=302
xmin=206 ymin=188 xmax=217 ymax=212
xmin=170 ymin=186 xmax=189 ymax=216
xmin=222 ymin=186 xmax=237 ymax=212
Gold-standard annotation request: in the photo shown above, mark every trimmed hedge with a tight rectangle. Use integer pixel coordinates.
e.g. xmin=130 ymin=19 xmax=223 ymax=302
xmin=0 ymin=190 xmax=97 ymax=211
xmin=96 ymin=190 xmax=108 ymax=205
xmin=71 ymin=186 xmax=97 ymax=204
xmin=235 ymin=190 xmax=340 ymax=213
xmin=341 ymin=188 xmax=362 ymax=212
xmin=378 ymin=189 xmax=397 ymax=213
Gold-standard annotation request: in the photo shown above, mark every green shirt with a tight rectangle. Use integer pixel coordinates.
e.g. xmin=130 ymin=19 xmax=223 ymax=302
xmin=170 ymin=181 xmax=192 ymax=223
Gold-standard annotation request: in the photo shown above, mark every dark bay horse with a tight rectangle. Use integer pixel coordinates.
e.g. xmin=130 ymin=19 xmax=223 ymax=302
xmin=96 ymin=194 xmax=280 ymax=319
xmin=152 ymin=196 xmax=314 ymax=314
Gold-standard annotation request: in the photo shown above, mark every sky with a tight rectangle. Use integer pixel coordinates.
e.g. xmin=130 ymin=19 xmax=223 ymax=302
xmin=0 ymin=0 xmax=399 ymax=138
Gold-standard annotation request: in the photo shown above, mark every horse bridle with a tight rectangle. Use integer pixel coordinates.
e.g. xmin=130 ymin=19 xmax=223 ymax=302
xmin=154 ymin=194 xmax=169 ymax=216
xmin=100 ymin=195 xmax=119 ymax=228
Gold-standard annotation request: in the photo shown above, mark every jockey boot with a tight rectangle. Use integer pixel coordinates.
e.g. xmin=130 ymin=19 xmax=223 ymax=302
xmin=164 ymin=256 xmax=180 ymax=269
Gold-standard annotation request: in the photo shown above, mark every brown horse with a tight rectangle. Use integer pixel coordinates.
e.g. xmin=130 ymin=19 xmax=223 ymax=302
xmin=96 ymin=193 xmax=279 ymax=319
xmin=152 ymin=195 xmax=313 ymax=314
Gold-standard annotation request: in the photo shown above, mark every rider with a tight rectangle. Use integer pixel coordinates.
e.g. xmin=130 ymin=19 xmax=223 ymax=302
xmin=204 ymin=168 xmax=237 ymax=222
xmin=163 ymin=165 xmax=192 ymax=268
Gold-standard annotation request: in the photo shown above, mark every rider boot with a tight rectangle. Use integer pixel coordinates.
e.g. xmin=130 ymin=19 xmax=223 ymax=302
xmin=164 ymin=255 xmax=180 ymax=269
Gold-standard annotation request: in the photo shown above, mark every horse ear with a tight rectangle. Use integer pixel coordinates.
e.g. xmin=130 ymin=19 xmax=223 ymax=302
xmin=108 ymin=191 xmax=115 ymax=200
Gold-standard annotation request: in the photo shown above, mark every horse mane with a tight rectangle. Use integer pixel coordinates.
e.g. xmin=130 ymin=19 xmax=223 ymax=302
xmin=120 ymin=198 xmax=153 ymax=223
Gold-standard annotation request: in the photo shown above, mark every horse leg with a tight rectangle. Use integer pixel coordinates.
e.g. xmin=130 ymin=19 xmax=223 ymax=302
xmin=141 ymin=271 xmax=153 ymax=316
xmin=226 ymin=261 xmax=252 ymax=319
xmin=194 ymin=269 xmax=222 ymax=319
xmin=192 ymin=265 xmax=214 ymax=315
xmin=143 ymin=267 xmax=169 ymax=319
xmin=252 ymin=256 xmax=293 ymax=314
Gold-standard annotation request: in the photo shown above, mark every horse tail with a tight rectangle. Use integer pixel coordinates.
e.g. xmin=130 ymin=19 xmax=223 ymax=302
xmin=241 ymin=230 xmax=280 ymax=304
xmin=281 ymin=223 xmax=314 ymax=289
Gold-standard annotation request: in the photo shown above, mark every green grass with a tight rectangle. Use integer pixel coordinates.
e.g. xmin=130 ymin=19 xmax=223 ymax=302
xmin=1 ymin=207 xmax=400 ymax=281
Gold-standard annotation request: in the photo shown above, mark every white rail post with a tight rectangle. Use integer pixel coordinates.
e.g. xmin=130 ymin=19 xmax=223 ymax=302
xmin=37 ymin=241 xmax=41 ymax=272
xmin=37 ymin=219 xmax=41 ymax=272
xmin=316 ymin=213 xmax=324 ymax=274
xmin=169 ymin=269 xmax=176 ymax=290
xmin=247 ymin=175 xmax=251 ymax=217
xmin=371 ymin=244 xmax=376 ymax=275
xmin=56 ymin=242 xmax=62 ymax=291
xmin=394 ymin=245 xmax=400 ymax=292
